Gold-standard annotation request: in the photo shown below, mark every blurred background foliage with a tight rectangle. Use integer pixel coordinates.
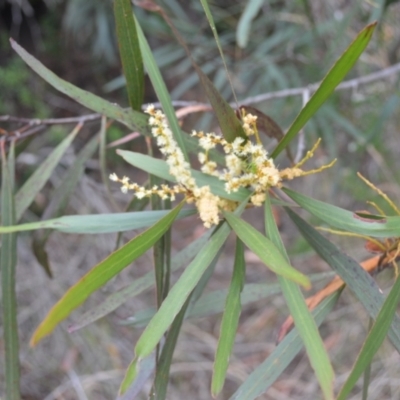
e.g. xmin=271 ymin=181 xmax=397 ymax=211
xmin=1 ymin=0 xmax=400 ymax=205
xmin=1 ymin=0 xmax=400 ymax=398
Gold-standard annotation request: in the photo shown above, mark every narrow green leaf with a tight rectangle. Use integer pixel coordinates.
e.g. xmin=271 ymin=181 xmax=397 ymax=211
xmin=118 ymin=354 xmax=155 ymax=399
xmin=32 ymin=133 xmax=99 ymax=276
xmin=1 ymin=143 xmax=21 ymax=400
xmin=69 ymin=229 xmax=213 ymax=332
xmin=148 ymin=296 xmax=192 ymax=400
xmin=135 ymin=16 xmax=188 ymax=159
xmin=196 ymin=66 xmax=246 ymax=144
xmin=99 ymin=117 xmax=120 ymax=210
xmin=229 ymin=293 xmax=339 ymax=400
xmin=337 ymin=274 xmax=400 ymax=400
xmin=199 ymin=0 xmax=240 ymax=108
xmin=271 ymin=22 xmax=377 ymax=158
xmin=10 ymin=39 xmax=148 ymax=133
xmin=147 ymin=3 xmax=246 ymax=144
xmin=9 ymin=39 xmax=215 ymax=162
xmin=236 ymin=0 xmax=264 ymax=48
xmin=223 ymin=211 xmax=311 ymax=288
xmin=186 ymin=243 xmax=223 ymax=314
xmin=42 ymin=134 xmax=99 ymax=221
xmin=122 ymin=272 xmax=335 ymax=328
xmin=285 ymin=207 xmax=400 ymax=353
xmin=190 ymin=273 xmax=334 ymax=319
xmin=0 ymin=209 xmax=195 ymax=234
xmin=134 ymin=199 xmax=249 ymax=359
xmin=117 ymin=149 xmax=251 ymax=202
xmin=264 ymin=194 xmax=334 ymax=400
xmin=114 ymin=0 xmax=144 ymax=111
xmin=283 ymin=187 xmax=400 ymax=238
xmin=134 ymin=223 xmax=229 ymax=359
xmin=15 ymin=124 xmax=80 ymax=221
xmin=30 ymin=201 xmax=185 ymax=346
xmin=212 ymin=238 xmax=245 ymax=396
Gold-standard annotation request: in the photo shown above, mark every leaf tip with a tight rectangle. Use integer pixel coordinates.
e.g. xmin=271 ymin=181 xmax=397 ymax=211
xmin=353 ymin=211 xmax=386 ymax=224
xmin=303 ymin=279 xmax=312 ymax=291
xmin=29 ymin=334 xmax=39 ymax=348
xmin=9 ymin=38 xmax=19 ymax=52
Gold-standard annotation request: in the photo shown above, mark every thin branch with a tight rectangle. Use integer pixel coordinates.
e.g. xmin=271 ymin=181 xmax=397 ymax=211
xmin=294 ymin=89 xmax=310 ymax=163
xmin=237 ymin=61 xmax=400 ymax=106
xmin=151 ymin=61 xmax=400 ymax=108
xmin=0 ymin=113 xmax=101 ymax=125
xmin=1 ymin=61 xmax=399 ymax=142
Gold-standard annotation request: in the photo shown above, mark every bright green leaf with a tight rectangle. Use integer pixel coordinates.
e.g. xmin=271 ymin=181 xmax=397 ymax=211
xmin=283 ymin=187 xmax=400 ymax=238
xmin=212 ymin=238 xmax=245 ymax=396
xmin=223 ymin=211 xmax=311 ymax=288
xmin=118 ymin=354 xmax=155 ymax=398
xmin=134 ymin=199 xmax=249 ymax=359
xmin=271 ymin=22 xmax=377 ymax=158
xmin=337 ymin=274 xmax=400 ymax=400
xmin=264 ymin=194 xmax=334 ymax=400
xmin=30 ymin=201 xmax=185 ymax=346
xmin=68 ymin=229 xmax=213 ymax=332
xmin=135 ymin=16 xmax=188 ymax=159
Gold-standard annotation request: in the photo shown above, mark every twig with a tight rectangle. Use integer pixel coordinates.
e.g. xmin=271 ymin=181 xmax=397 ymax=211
xmin=294 ymin=89 xmax=310 ymax=163
xmin=237 ymin=61 xmax=400 ymax=106
xmin=1 ymin=62 xmax=399 ymax=142
xmin=150 ymin=61 xmax=400 ymax=108
xmin=0 ymin=113 xmax=101 ymax=125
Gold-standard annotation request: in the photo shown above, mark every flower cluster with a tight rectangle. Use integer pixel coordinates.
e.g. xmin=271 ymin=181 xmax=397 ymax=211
xmin=110 ymin=105 xmax=335 ymax=228
xmin=193 ymin=130 xmax=281 ymax=207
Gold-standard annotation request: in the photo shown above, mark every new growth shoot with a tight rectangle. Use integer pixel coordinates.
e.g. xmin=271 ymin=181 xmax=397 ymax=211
xmin=111 ymin=106 xmax=336 ymax=227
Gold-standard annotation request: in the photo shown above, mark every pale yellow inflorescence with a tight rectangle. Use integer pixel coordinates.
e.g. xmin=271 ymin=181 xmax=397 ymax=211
xmin=110 ymin=105 xmax=335 ymax=228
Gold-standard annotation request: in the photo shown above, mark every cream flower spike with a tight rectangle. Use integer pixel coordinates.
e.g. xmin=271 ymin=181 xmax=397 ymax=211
xmin=110 ymin=106 xmax=335 ymax=228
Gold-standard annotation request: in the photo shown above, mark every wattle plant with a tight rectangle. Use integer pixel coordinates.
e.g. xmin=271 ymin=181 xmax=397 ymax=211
xmin=2 ymin=1 xmax=400 ymax=400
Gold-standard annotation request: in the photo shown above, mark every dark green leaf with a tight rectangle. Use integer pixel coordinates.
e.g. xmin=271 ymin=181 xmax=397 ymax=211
xmin=271 ymin=22 xmax=377 ymax=158
xmin=15 ymin=124 xmax=80 ymax=221
xmin=148 ymin=296 xmax=192 ymax=400
xmin=1 ymin=142 xmax=21 ymax=399
xmin=285 ymin=207 xmax=400 ymax=353
xmin=230 ymin=293 xmax=339 ymax=400
xmin=337 ymin=274 xmax=400 ymax=400
xmin=114 ymin=0 xmax=144 ymax=111
xmin=32 ymin=133 xmax=99 ymax=276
